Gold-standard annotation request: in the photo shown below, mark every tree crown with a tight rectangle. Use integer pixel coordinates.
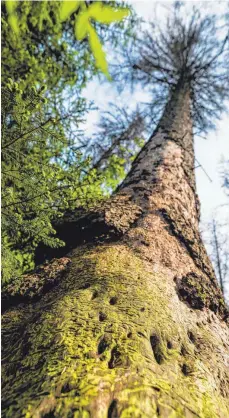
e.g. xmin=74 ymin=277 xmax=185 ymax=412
xmin=113 ymin=4 xmax=229 ymax=133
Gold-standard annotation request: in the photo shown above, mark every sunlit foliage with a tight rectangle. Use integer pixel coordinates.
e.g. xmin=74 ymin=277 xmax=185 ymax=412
xmin=1 ymin=81 xmax=104 ymax=282
xmin=1 ymin=0 xmax=133 ymax=281
xmin=5 ymin=0 xmax=130 ymax=78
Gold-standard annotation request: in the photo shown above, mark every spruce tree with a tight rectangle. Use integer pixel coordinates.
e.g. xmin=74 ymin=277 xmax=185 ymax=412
xmin=2 ymin=5 xmax=229 ymax=417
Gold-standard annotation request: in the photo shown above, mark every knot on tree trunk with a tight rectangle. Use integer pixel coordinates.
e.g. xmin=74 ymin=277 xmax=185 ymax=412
xmin=175 ymin=272 xmax=229 ymax=323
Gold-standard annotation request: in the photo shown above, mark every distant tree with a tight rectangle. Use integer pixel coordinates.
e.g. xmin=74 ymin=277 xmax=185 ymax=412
xmin=207 ymin=218 xmax=229 ymax=296
xmin=221 ymin=158 xmax=229 ymax=199
xmin=86 ymin=105 xmax=146 ymax=189
xmin=201 ymin=156 xmax=229 ymax=301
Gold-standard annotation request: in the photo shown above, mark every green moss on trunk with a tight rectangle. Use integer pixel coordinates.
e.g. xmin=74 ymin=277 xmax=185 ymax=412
xmin=2 ymin=244 xmax=229 ymax=417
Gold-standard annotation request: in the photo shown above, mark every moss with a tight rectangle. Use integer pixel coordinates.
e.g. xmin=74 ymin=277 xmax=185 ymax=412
xmin=2 ymin=244 xmax=229 ymax=417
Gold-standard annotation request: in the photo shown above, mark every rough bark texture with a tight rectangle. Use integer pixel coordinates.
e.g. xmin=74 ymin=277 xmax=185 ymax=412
xmin=2 ymin=80 xmax=229 ymax=418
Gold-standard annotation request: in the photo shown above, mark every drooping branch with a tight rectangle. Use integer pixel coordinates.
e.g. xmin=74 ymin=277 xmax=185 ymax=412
xmin=86 ymin=105 xmax=146 ymax=172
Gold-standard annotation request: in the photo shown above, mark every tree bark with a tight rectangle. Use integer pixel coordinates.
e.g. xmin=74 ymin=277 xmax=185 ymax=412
xmin=2 ymin=79 xmax=229 ymax=418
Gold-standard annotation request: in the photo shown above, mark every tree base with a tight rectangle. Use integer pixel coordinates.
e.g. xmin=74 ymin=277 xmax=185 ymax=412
xmin=2 ymin=241 xmax=229 ymax=417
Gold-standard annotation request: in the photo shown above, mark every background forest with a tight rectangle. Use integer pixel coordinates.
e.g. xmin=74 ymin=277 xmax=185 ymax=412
xmin=1 ymin=0 xmax=229 ymax=300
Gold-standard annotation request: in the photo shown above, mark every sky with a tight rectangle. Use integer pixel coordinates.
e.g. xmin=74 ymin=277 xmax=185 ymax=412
xmin=82 ymin=0 xmax=229 ymax=298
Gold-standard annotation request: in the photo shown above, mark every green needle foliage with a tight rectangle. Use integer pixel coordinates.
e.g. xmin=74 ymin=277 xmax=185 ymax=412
xmin=5 ymin=0 xmax=130 ymax=78
xmin=1 ymin=0 xmax=133 ymax=282
xmin=1 ymin=81 xmax=104 ymax=282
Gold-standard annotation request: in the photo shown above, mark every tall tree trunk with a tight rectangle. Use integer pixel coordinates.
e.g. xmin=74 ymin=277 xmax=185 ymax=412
xmin=2 ymin=79 xmax=229 ymax=418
